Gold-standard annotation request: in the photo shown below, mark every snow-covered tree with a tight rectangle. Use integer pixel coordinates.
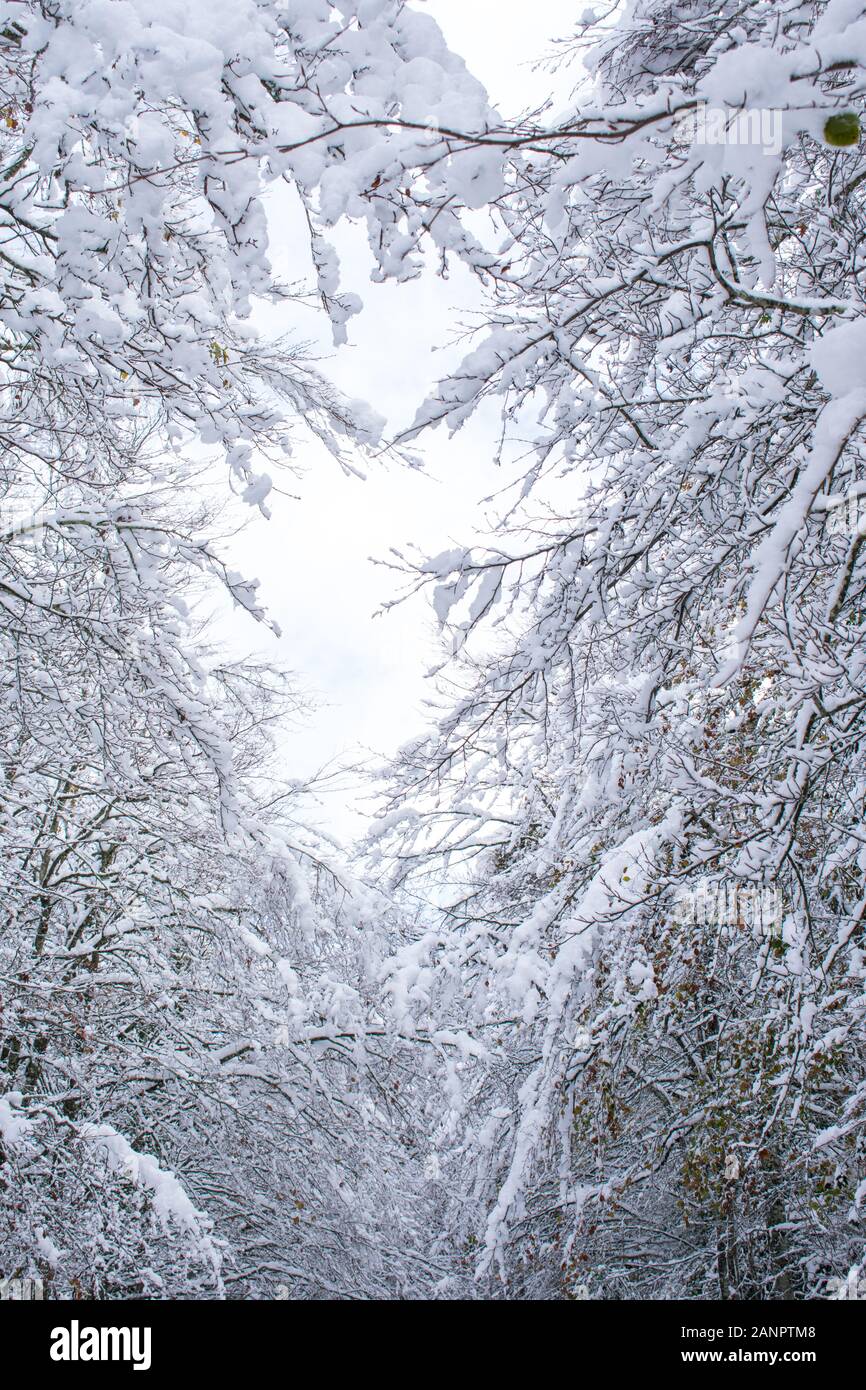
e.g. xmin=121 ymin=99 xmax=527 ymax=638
xmin=372 ymin=0 xmax=866 ymax=1298
xmin=0 ymin=0 xmax=494 ymax=1298
xmin=0 ymin=424 xmax=444 ymax=1295
xmin=6 ymin=0 xmax=865 ymax=1304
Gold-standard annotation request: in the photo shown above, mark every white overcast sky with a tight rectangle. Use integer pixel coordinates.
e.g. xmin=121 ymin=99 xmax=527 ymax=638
xmin=216 ymin=2 xmax=576 ymax=841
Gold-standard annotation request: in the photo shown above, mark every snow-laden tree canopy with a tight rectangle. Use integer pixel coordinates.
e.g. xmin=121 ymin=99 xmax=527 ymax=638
xmin=2 ymin=0 xmax=865 ymax=1301
xmin=0 ymin=0 xmax=494 ymax=1298
xmin=370 ymin=0 xmax=866 ymax=1299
